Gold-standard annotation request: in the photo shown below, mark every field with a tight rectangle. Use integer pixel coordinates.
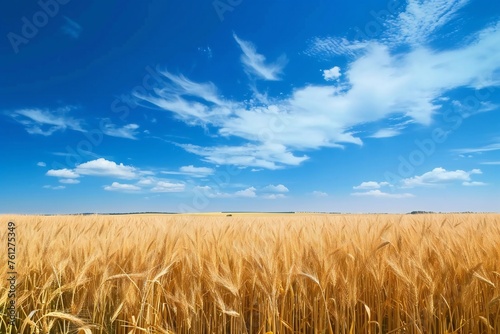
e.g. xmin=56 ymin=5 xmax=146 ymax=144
xmin=1 ymin=213 xmax=500 ymax=333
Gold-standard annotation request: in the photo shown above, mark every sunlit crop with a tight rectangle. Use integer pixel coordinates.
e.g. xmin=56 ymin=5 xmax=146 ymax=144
xmin=1 ymin=213 xmax=499 ymax=333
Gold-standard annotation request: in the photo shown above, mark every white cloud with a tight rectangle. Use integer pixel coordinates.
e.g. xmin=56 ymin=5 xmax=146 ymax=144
xmin=162 ymin=165 xmax=215 ymax=177
xmin=306 ymin=37 xmax=368 ymax=58
xmin=235 ymin=187 xmax=257 ymax=198
xmin=353 ymin=181 xmax=390 ymax=190
xmin=101 ymin=121 xmax=140 ymax=140
xmin=75 ymin=158 xmax=137 ymax=179
xmin=104 ymin=182 xmax=141 ymax=192
xmin=37 ymin=162 xmax=46 ymax=167
xmin=151 ymin=181 xmax=185 ymax=193
xmin=180 ymin=165 xmax=213 ymax=175
xmin=462 ymin=181 xmax=487 ymax=186
xmin=59 ymin=179 xmax=80 ymax=184
xmin=180 ymin=143 xmax=308 ymax=170
xmin=195 ymin=186 xmax=232 ymax=199
xmin=306 ymin=7 xmax=500 ymax=126
xmin=401 ymin=167 xmax=482 ymax=187
xmin=61 ymin=16 xmax=82 ymax=39
xmin=450 ymin=100 xmax=497 ymax=118
xmin=137 ymin=178 xmax=155 ymax=186
xmin=11 ymin=107 xmax=84 ymax=136
xmin=263 ymin=184 xmax=289 ymax=193
xmin=262 ymin=194 xmax=286 ymax=199
xmin=43 ymin=185 xmax=65 ymax=190
xmin=351 ymin=190 xmax=414 ymax=198
xmin=311 ymin=191 xmax=328 ymax=197
xmin=369 ymin=128 xmax=401 ymax=138
xmin=134 ymin=70 xmax=228 ymax=127
xmin=135 ymin=7 xmax=500 ymax=170
xmin=453 ymin=143 xmax=500 ymax=154
xmin=385 ymin=0 xmax=470 ymax=46
xmin=322 ymin=66 xmax=341 ymax=81
xmin=46 ymin=168 xmax=80 ymax=179
xmin=233 ymin=33 xmax=287 ymax=81
xmin=481 ymin=161 xmax=500 ymax=165
xmin=195 ymin=185 xmax=262 ymax=199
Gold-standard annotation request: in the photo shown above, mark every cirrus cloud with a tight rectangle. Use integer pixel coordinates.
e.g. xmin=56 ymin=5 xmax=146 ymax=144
xmin=351 ymin=190 xmax=414 ymax=198
xmin=11 ymin=106 xmax=84 ymax=136
xmin=233 ymin=33 xmax=287 ymax=81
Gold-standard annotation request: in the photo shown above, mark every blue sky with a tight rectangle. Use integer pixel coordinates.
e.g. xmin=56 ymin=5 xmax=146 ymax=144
xmin=1 ymin=0 xmax=499 ymax=213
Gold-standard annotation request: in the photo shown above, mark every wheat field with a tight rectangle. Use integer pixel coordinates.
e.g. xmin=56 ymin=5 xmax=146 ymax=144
xmin=1 ymin=213 xmax=499 ymax=333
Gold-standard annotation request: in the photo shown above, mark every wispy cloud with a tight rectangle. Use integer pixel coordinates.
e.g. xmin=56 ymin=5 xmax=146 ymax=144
xmin=43 ymin=185 xmax=66 ymax=190
xmin=233 ymin=33 xmax=287 ymax=81
xmin=59 ymin=179 xmax=80 ymax=184
xmin=262 ymin=184 xmax=289 ymax=193
xmin=306 ymin=37 xmax=367 ymax=58
xmin=262 ymin=193 xmax=286 ymax=199
xmin=401 ymin=167 xmax=482 ymax=188
xmin=385 ymin=0 xmax=470 ymax=46
xmin=162 ymin=165 xmax=215 ymax=178
xmin=462 ymin=181 xmax=487 ymax=186
xmin=311 ymin=191 xmax=328 ymax=197
xmin=179 ymin=165 xmax=213 ymax=176
xmin=351 ymin=189 xmax=414 ymax=198
xmin=234 ymin=187 xmax=257 ymax=198
xmin=370 ymin=129 xmax=400 ymax=138
xmin=308 ymin=0 xmax=471 ymax=55
xmin=11 ymin=107 xmax=84 ymax=136
xmin=194 ymin=186 xmax=231 ymax=199
xmin=135 ymin=4 xmax=500 ymax=170
xmin=151 ymin=181 xmax=185 ymax=193
xmin=101 ymin=121 xmax=140 ymax=140
xmin=104 ymin=182 xmax=141 ymax=192
xmin=135 ymin=70 xmax=228 ymax=127
xmin=195 ymin=185 xmax=261 ymax=199
xmin=453 ymin=143 xmax=500 ymax=154
xmin=37 ymin=162 xmax=46 ymax=167
xmin=180 ymin=143 xmax=307 ymax=170
xmin=353 ymin=181 xmax=390 ymax=190
xmin=61 ymin=16 xmax=82 ymax=39
xmin=130 ymin=177 xmax=186 ymax=193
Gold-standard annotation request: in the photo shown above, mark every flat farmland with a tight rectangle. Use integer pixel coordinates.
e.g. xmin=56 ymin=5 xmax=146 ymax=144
xmin=1 ymin=213 xmax=500 ymax=333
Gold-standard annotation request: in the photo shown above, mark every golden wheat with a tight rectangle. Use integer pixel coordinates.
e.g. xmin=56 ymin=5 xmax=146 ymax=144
xmin=1 ymin=213 xmax=499 ymax=333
